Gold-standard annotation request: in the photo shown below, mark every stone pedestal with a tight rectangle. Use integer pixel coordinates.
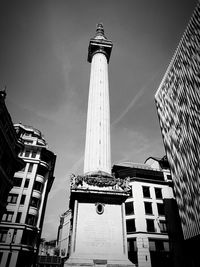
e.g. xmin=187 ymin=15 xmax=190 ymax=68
xmin=65 ymin=182 xmax=135 ymax=267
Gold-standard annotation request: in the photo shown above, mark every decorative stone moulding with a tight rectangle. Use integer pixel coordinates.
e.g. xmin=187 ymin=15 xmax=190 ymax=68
xmin=70 ymin=171 xmax=131 ymax=192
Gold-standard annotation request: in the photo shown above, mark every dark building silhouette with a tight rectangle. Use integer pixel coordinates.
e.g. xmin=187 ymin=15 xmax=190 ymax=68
xmin=0 ymin=123 xmax=56 ymax=267
xmin=0 ymin=90 xmax=25 ymax=221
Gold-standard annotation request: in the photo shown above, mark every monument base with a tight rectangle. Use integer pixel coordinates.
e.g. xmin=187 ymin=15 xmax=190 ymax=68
xmin=65 ymin=253 xmax=135 ymax=266
xmin=65 ymin=186 xmax=135 ymax=267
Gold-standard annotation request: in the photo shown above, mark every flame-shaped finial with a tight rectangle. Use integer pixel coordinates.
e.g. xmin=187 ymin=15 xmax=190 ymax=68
xmin=96 ymin=23 xmax=104 ymax=34
xmin=94 ymin=23 xmax=107 ymax=40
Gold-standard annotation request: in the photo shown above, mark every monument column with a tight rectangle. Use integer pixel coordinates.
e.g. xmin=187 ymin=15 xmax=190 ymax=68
xmin=66 ymin=24 xmax=134 ymax=267
xmin=84 ymin=23 xmax=111 ymax=176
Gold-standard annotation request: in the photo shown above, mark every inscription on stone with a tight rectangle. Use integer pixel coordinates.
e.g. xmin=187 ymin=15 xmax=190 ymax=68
xmin=75 ymin=203 xmax=123 ymax=255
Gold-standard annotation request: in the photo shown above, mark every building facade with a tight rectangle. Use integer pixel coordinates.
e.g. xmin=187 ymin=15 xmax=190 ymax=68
xmin=0 ymin=123 xmax=56 ymax=267
xmin=0 ymin=90 xmax=25 ymax=220
xmin=155 ymin=1 xmax=200 ymax=242
xmin=57 ymin=209 xmax=72 ymax=260
xmin=36 ymin=239 xmax=62 ymax=267
xmin=112 ymin=158 xmax=175 ymax=267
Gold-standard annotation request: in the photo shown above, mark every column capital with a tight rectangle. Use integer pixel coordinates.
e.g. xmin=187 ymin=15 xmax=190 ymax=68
xmin=87 ymin=24 xmax=113 ymax=63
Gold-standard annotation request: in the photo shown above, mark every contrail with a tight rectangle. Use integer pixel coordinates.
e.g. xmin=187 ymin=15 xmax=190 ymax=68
xmin=49 ymin=70 xmax=162 ymax=198
xmin=69 ymin=155 xmax=84 ymax=174
xmin=111 ymin=70 xmax=161 ymax=128
xmin=63 ymin=70 xmax=161 ymax=182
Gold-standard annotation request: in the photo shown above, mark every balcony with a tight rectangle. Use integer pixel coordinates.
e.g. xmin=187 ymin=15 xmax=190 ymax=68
xmin=39 ymin=160 xmax=49 ymax=170
xmin=37 ymin=163 xmax=48 ymax=177
xmin=36 ymin=174 xmax=45 ymax=184
xmin=32 ymin=190 xmax=41 ymax=199
xmin=28 ymin=206 xmax=38 ymax=216
xmin=37 ymin=138 xmax=46 ymax=146
xmin=37 ymin=256 xmax=61 ymax=265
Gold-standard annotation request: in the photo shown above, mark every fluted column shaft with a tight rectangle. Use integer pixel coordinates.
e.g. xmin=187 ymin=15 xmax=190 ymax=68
xmin=84 ymin=52 xmax=111 ymax=175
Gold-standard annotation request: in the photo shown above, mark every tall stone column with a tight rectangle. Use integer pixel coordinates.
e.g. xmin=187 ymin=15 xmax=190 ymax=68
xmin=84 ymin=51 xmax=111 ymax=175
xmin=84 ymin=23 xmax=112 ymax=176
xmin=66 ymin=24 xmax=134 ymax=267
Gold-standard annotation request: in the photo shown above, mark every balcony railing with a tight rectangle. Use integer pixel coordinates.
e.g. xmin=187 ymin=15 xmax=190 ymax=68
xmin=32 ymin=190 xmax=41 ymax=199
xmin=37 ymin=256 xmax=61 ymax=264
xmin=39 ymin=160 xmax=49 ymax=170
xmin=36 ymin=174 xmax=45 ymax=184
xmin=28 ymin=206 xmax=38 ymax=216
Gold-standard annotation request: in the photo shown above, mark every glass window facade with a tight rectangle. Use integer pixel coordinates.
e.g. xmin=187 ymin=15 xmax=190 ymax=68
xmin=155 ymin=2 xmax=200 ymax=239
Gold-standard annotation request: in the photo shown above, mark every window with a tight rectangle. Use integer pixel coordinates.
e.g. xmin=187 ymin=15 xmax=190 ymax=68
xmin=25 ymin=140 xmax=33 ymax=144
xmin=6 ymin=252 xmax=12 ymax=267
xmin=127 ymin=239 xmax=137 ymax=253
xmin=167 ymin=175 xmax=172 ymax=180
xmin=24 ymin=133 xmax=32 ymax=136
xmin=149 ymin=240 xmax=170 ymax=252
xmin=125 ymin=202 xmax=134 ymax=215
xmin=126 ymin=219 xmax=136 ymax=233
xmin=149 ymin=240 xmax=156 ymax=251
xmin=128 ymin=188 xmax=133 ymax=198
xmin=159 ymin=220 xmax=167 ymax=233
xmin=96 ymin=203 xmax=104 ymax=214
xmin=21 ymin=229 xmax=37 ymax=246
xmin=24 ymin=179 xmax=30 ymax=188
xmin=20 ymin=195 xmax=26 ymax=205
xmin=33 ymin=181 xmax=43 ymax=192
xmin=127 ymin=239 xmax=137 ymax=264
xmin=26 ymin=214 xmax=37 ymax=226
xmin=155 ymin=188 xmax=162 ymax=199
xmin=30 ymin=197 xmax=40 ymax=208
xmin=24 ymin=150 xmax=30 ymax=157
xmin=163 ymin=241 xmax=170 ymax=252
xmin=0 ymin=228 xmax=8 ymax=242
xmin=157 ymin=203 xmax=165 ymax=216
xmin=7 ymin=194 xmax=18 ymax=204
xmin=16 ymin=212 xmax=22 ymax=223
xmin=156 ymin=240 xmax=164 ymax=251
xmin=144 ymin=202 xmax=153 ymax=215
xmin=13 ymin=178 xmax=22 ymax=187
xmin=32 ymin=151 xmax=37 ymax=158
xmin=0 ymin=252 xmax=3 ymax=264
xmin=143 ymin=186 xmax=150 ymax=198
xmin=11 ymin=229 xmax=17 ymax=243
xmin=146 ymin=219 xmax=155 ymax=232
xmin=2 ymin=211 xmax=14 ymax=222
xmin=28 ymin=163 xmax=34 ymax=173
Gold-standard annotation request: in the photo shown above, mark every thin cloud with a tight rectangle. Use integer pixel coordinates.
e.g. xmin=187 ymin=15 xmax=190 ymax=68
xmin=111 ymin=70 xmax=160 ymax=127
xmin=48 ymin=154 xmax=84 ymax=200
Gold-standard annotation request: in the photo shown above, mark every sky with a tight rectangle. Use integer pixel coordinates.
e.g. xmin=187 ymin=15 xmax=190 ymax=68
xmin=0 ymin=0 xmax=197 ymax=240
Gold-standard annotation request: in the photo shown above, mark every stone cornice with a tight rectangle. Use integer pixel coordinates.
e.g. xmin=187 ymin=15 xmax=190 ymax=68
xmin=70 ymin=172 xmax=131 ymax=192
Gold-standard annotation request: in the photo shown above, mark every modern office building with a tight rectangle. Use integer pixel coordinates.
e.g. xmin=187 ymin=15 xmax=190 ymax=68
xmin=0 ymin=90 xmax=25 ymax=220
xmin=155 ymin=1 xmax=200 ymax=242
xmin=112 ymin=158 xmax=175 ymax=267
xmin=0 ymin=123 xmax=56 ymax=267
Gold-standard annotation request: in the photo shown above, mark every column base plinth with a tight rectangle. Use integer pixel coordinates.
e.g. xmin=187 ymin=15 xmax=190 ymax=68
xmin=64 ymin=253 xmax=135 ymax=267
